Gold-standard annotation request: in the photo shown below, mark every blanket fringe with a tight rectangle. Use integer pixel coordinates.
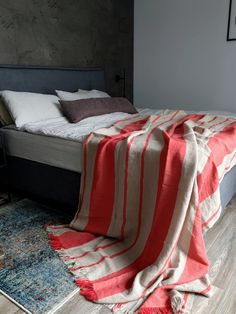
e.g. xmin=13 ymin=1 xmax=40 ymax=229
xmin=48 ymin=234 xmax=63 ymax=250
xmin=75 ymin=278 xmax=98 ymax=301
xmin=170 ymin=290 xmax=186 ymax=314
xmin=137 ymin=307 xmax=172 ymax=314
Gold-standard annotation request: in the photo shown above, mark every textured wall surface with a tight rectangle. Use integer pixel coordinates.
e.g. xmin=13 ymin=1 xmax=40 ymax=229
xmin=0 ymin=0 xmax=133 ymax=100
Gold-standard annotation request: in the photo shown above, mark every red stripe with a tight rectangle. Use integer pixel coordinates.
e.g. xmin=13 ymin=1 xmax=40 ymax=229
xmin=166 ymin=114 xmax=204 ymax=135
xmin=219 ymin=153 xmax=236 ymax=181
xmin=197 ymin=158 xmax=219 ymax=204
xmin=49 ymin=231 xmax=96 ymax=250
xmin=120 ymin=137 xmax=135 ymax=240
xmin=83 ymin=136 xmax=117 ymax=235
xmin=208 ymin=121 xmax=236 ymax=167
xmin=121 ymin=116 xmax=150 ymax=133
xmin=177 ymin=205 xmax=209 ymax=285
xmin=197 ymin=121 xmax=236 ymax=204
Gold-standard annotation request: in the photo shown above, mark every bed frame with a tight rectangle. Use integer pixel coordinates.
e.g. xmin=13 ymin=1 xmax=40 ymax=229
xmin=8 ymin=156 xmax=80 ymax=213
xmin=0 ymin=65 xmax=105 ymax=213
xmin=0 ymin=65 xmax=236 ymax=214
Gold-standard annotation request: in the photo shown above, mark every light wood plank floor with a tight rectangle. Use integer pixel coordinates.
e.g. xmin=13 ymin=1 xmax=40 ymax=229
xmin=1 ymin=196 xmax=235 ymax=314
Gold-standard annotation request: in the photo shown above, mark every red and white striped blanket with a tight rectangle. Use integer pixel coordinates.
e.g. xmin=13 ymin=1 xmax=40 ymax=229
xmin=47 ymin=110 xmax=236 ymax=313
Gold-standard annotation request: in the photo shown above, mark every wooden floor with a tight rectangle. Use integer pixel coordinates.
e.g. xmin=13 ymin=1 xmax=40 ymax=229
xmin=0 ymin=196 xmax=235 ymax=314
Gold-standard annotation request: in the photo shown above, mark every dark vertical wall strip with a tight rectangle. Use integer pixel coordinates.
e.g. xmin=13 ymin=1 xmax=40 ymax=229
xmin=0 ymin=0 xmax=133 ymax=100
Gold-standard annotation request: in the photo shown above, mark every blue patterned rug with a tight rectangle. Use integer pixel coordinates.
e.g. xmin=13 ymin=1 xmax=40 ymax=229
xmin=0 ymin=199 xmax=78 ymax=314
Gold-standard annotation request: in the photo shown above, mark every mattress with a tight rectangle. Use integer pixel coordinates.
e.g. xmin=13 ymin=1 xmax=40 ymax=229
xmin=2 ymin=127 xmax=83 ymax=173
xmin=2 ymin=126 xmax=236 ymax=209
xmin=2 ymin=109 xmax=236 ymax=209
xmin=2 ymin=109 xmax=163 ymax=173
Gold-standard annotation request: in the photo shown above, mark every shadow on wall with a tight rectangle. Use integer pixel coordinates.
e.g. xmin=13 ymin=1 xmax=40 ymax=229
xmin=0 ymin=0 xmax=134 ymax=101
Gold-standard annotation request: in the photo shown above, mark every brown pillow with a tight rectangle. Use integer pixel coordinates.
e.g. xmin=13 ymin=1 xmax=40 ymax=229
xmin=60 ymin=97 xmax=138 ymax=123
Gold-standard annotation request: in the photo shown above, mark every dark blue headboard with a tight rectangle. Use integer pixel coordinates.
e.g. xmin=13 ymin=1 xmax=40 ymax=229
xmin=0 ymin=65 xmax=105 ymax=94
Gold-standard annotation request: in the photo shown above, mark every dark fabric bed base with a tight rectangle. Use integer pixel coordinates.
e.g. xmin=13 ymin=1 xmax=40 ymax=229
xmin=7 ymin=156 xmax=80 ymax=215
xmin=6 ymin=156 xmax=236 ymax=216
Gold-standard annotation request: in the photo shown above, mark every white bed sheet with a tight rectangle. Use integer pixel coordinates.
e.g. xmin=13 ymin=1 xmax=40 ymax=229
xmin=19 ymin=108 xmax=236 ymax=143
xmin=21 ymin=109 xmax=161 ymax=142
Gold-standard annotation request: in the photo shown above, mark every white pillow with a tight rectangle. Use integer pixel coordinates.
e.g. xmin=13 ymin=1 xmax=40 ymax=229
xmin=56 ymin=89 xmax=110 ymax=101
xmin=0 ymin=91 xmax=62 ymax=128
xmin=78 ymin=89 xmax=110 ymax=98
xmin=55 ymin=90 xmax=83 ymax=101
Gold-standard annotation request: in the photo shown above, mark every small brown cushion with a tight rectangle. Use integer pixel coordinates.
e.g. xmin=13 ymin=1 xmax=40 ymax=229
xmin=60 ymin=97 xmax=138 ymax=123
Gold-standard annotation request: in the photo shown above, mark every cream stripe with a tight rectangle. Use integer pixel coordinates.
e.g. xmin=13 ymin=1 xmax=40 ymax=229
xmin=106 ymin=140 xmax=127 ymax=237
xmin=208 ymin=118 xmax=235 ymax=136
xmin=172 ymin=274 xmax=211 ymax=295
xmin=200 ymin=189 xmax=221 ymax=225
xmin=114 ymin=114 xmax=149 ymax=129
xmin=71 ymin=135 xmax=102 ymax=230
xmin=122 ymin=131 xmax=156 ymax=241
xmin=60 ymin=236 xmax=106 ymax=260
xmin=46 ymin=226 xmax=77 ymax=237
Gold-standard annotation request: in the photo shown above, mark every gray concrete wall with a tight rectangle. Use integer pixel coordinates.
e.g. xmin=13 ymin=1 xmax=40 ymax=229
xmin=0 ymin=0 xmax=133 ymax=100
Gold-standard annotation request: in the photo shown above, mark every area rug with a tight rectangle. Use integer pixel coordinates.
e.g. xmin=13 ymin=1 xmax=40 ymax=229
xmin=0 ymin=199 xmax=78 ymax=314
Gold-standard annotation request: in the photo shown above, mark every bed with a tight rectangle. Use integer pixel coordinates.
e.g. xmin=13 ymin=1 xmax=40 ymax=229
xmin=0 ymin=64 xmax=236 ymax=214
xmin=0 ymin=65 xmax=105 ymax=212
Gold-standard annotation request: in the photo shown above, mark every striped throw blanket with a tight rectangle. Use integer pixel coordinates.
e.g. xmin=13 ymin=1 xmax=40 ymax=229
xmin=47 ymin=110 xmax=236 ymax=313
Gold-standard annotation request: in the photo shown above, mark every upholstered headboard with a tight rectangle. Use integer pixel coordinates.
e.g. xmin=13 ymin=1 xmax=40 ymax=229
xmin=0 ymin=65 xmax=105 ymax=94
